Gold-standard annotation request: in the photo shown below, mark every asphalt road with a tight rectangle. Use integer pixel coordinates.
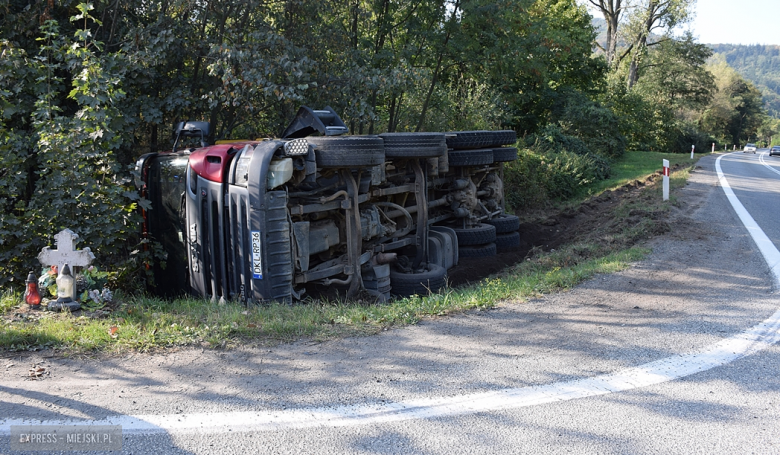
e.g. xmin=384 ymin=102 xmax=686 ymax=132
xmin=722 ymin=148 xmax=780 ymax=247
xmin=2 ymin=152 xmax=780 ymax=454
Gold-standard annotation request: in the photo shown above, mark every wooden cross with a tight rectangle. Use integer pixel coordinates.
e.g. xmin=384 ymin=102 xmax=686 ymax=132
xmin=37 ymin=229 xmax=95 ymax=271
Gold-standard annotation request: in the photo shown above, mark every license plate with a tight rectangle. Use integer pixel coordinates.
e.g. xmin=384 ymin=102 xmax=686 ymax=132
xmin=251 ymin=231 xmax=263 ymax=280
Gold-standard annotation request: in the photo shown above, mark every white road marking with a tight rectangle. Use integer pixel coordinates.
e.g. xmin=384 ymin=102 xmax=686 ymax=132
xmin=717 ymin=152 xmax=780 ymax=282
xmin=759 ymin=151 xmax=780 ymax=178
xmin=2 ymin=153 xmax=779 ymax=435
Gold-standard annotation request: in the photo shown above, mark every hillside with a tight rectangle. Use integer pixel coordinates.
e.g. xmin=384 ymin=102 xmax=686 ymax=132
xmin=589 ymin=14 xmax=780 ymax=119
xmin=709 ymin=44 xmax=780 ymax=118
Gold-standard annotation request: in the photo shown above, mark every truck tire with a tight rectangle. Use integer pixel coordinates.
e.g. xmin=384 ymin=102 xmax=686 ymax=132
xmin=308 ymin=136 xmax=385 ymax=168
xmin=459 ymin=242 xmax=496 ymax=258
xmin=491 ymin=130 xmax=517 ymax=146
xmin=447 ymin=149 xmax=493 ymax=167
xmin=492 ymin=147 xmax=518 ymax=162
xmin=446 ymin=131 xmax=494 ymax=150
xmin=264 ymin=191 xmax=294 ymax=303
xmin=453 ymin=223 xmax=496 ymax=246
xmin=485 ymin=214 xmax=520 ymax=234
xmin=379 ymin=133 xmax=447 ymax=158
xmin=390 ymin=263 xmax=447 ymax=297
xmin=494 ymin=232 xmax=520 ymax=250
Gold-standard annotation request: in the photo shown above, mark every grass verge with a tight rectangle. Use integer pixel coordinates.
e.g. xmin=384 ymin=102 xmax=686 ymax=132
xmin=582 ymin=150 xmax=703 ymax=198
xmin=0 ymin=246 xmax=648 ymax=355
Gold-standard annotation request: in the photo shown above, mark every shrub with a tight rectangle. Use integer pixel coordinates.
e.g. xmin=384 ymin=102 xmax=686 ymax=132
xmin=526 ymin=124 xmax=591 ymax=156
xmin=559 ymin=97 xmax=627 ymax=159
xmin=504 ymin=148 xmax=607 ymax=210
xmin=672 ymin=121 xmax=717 ymax=153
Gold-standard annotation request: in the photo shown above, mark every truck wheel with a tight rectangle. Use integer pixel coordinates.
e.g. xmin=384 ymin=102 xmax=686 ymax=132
xmin=447 ymin=149 xmax=493 ymax=167
xmin=459 ymin=242 xmax=496 ymax=258
xmin=308 ymin=136 xmax=385 ymax=168
xmin=492 ymin=130 xmax=517 ymax=146
xmin=492 ymin=147 xmax=518 ymax=162
xmin=485 ymin=214 xmax=520 ymax=234
xmin=390 ymin=263 xmax=447 ymax=297
xmin=446 ymin=131 xmax=494 ymax=150
xmin=494 ymin=232 xmax=520 ymax=250
xmin=379 ymin=133 xmax=447 ymax=158
xmin=453 ymin=223 xmax=496 ymax=246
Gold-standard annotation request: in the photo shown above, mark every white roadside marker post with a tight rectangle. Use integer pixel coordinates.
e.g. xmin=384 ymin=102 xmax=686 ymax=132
xmin=712 ymin=142 xmax=715 ymax=153
xmin=691 ymin=144 xmax=695 ymax=159
xmin=663 ymin=159 xmax=670 ymax=201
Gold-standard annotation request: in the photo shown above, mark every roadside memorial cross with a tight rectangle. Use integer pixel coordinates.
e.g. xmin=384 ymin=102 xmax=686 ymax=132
xmin=37 ymin=229 xmax=95 ymax=271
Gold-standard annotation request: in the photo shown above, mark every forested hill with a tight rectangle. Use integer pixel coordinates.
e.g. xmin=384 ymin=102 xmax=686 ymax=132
xmin=709 ymin=44 xmax=780 ymax=118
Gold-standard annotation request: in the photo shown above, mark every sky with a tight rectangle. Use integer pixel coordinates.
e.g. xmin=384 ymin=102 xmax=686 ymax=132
xmin=688 ymin=0 xmax=780 ymax=45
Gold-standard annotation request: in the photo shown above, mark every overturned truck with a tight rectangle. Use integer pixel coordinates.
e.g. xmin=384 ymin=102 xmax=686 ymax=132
xmin=136 ymin=107 xmax=519 ymax=303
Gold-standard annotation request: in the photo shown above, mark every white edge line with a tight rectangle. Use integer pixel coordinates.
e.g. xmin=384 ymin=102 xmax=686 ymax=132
xmin=716 ymin=152 xmax=780 ymax=282
xmin=1 ymin=153 xmax=780 ymax=435
xmin=758 ymin=150 xmax=780 ymax=178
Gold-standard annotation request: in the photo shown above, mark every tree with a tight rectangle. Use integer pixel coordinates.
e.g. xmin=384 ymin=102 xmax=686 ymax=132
xmin=586 ymin=0 xmax=694 ymax=87
xmin=623 ymin=0 xmax=693 ymax=88
xmin=462 ymin=0 xmax=605 ymax=133
xmin=586 ymin=0 xmax=627 ymax=68
xmin=633 ymin=33 xmax=714 ymax=111
xmin=700 ymin=57 xmax=766 ymax=145
xmin=0 ymin=6 xmax=145 ymax=286
xmin=758 ymin=118 xmax=780 ymax=146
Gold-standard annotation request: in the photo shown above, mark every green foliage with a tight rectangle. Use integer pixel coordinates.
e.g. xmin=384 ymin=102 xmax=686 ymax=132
xmin=710 ymin=44 xmax=780 ymax=119
xmin=0 ymin=7 xmax=146 ymax=288
xmin=528 ymin=124 xmax=591 ymax=156
xmin=759 ymin=118 xmax=780 ymax=146
xmin=671 ymin=121 xmax=717 ymax=154
xmin=557 ymin=93 xmax=626 ymax=159
xmin=486 ymin=0 xmax=607 ymax=133
xmin=635 ymin=34 xmax=715 ymax=112
xmin=602 ymin=69 xmax=717 ymax=153
xmin=700 ymin=57 xmax=766 ymax=145
xmin=77 ymin=265 xmax=111 ymax=291
xmin=601 ymin=76 xmax=661 ymax=151
xmin=0 ymin=289 xmax=18 ymax=314
xmin=504 ymin=148 xmax=609 ymax=208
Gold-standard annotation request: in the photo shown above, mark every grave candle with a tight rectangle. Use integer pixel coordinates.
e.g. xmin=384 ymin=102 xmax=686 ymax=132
xmin=56 ymin=264 xmax=75 ymax=303
xmin=24 ymin=271 xmax=41 ymax=306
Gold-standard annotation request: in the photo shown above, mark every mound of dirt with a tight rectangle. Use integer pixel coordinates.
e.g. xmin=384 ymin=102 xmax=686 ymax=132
xmin=447 ymin=172 xmax=670 ymax=288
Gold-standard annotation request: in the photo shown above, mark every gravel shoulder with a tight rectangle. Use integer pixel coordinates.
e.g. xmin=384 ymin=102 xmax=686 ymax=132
xmin=1 ymin=153 xmax=778 ymax=425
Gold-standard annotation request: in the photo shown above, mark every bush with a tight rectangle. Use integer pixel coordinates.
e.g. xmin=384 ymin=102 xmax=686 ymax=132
xmin=672 ymin=121 xmax=717 ymax=153
xmin=560 ymin=101 xmax=626 ymax=159
xmin=601 ymin=76 xmax=669 ymax=152
xmin=526 ymin=124 xmax=591 ymax=156
xmin=504 ymin=148 xmax=608 ymax=210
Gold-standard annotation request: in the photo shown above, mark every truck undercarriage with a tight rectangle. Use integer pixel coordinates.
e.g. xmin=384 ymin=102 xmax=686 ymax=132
xmin=136 ymin=107 xmax=519 ymax=303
